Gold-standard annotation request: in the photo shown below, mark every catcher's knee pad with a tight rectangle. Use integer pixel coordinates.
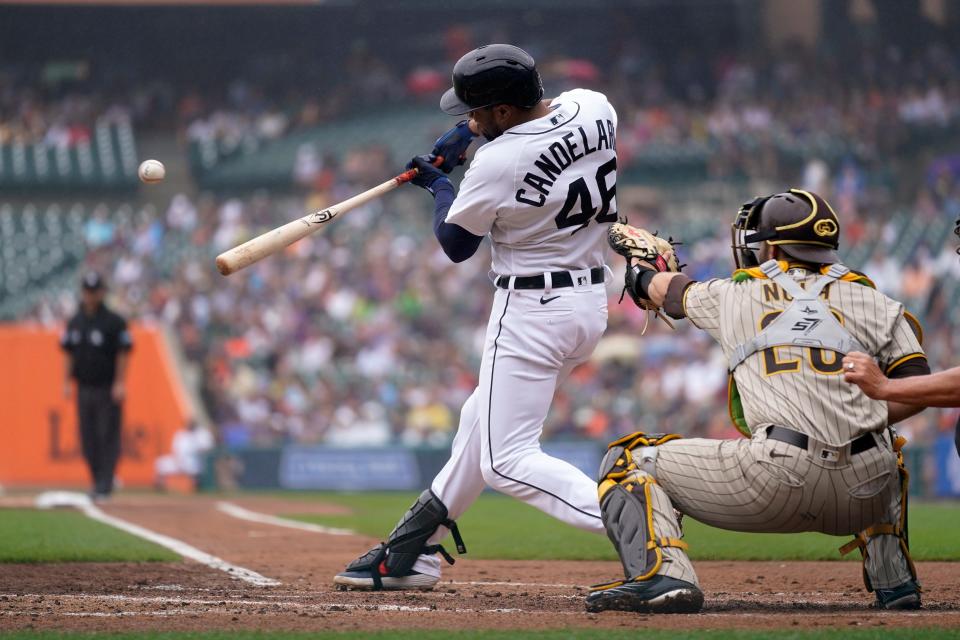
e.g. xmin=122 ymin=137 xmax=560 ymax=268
xmin=345 ymin=489 xmax=466 ymax=590
xmin=839 ymin=433 xmax=918 ymax=591
xmin=597 ymin=430 xmax=682 ymax=483
xmin=596 ymin=431 xmax=686 ymax=586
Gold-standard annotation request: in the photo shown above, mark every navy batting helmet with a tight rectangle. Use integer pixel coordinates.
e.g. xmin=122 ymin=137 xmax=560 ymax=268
xmin=440 ymin=44 xmax=544 ymax=116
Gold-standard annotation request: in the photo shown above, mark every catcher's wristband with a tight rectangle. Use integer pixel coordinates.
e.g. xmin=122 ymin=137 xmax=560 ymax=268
xmin=633 ymin=265 xmax=657 ymax=299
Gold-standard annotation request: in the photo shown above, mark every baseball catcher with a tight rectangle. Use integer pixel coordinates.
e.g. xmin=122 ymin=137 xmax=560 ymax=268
xmin=589 ymin=189 xmax=928 ymax=613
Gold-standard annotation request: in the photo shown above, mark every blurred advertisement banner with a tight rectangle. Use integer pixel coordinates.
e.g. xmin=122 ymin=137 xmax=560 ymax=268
xmin=934 ymin=431 xmax=960 ymax=498
xmin=279 ymin=448 xmax=420 ymax=490
xmin=213 ymin=442 xmax=602 ymax=491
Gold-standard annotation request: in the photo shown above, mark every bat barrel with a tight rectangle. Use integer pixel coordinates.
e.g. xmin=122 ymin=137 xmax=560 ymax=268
xmin=215 ymin=253 xmax=238 ymax=276
xmin=215 ymin=170 xmax=413 ymax=276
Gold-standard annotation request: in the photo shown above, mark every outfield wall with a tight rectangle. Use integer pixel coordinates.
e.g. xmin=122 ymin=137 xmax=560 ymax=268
xmin=203 ymin=440 xmax=960 ymax=498
xmin=0 ymin=324 xmax=191 ymax=488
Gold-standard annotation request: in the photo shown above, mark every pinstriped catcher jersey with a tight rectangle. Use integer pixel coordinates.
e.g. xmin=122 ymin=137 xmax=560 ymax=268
xmin=684 ymin=264 xmax=924 ymax=445
xmin=445 ymin=89 xmax=618 ymax=276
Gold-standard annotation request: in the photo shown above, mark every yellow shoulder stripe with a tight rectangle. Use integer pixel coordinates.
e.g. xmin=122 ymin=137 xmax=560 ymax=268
xmin=903 ymin=310 xmax=924 ymax=346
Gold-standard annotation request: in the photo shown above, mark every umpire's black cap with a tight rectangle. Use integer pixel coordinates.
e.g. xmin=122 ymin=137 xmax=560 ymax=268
xmin=440 ymin=44 xmax=544 ymax=115
xmin=81 ymin=271 xmax=105 ymax=290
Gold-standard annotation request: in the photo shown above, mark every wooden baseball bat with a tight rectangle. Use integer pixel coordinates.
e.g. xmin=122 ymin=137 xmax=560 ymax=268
xmin=215 ymin=167 xmax=421 ymax=276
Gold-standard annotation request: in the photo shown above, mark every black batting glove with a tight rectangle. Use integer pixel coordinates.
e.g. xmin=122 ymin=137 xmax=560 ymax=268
xmin=430 ymin=120 xmax=476 ymax=174
xmin=406 ymin=155 xmax=452 ymax=195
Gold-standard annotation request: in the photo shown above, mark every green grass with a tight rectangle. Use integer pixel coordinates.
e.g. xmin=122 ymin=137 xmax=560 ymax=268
xmin=0 ymin=509 xmax=178 ymax=563
xmin=2 ymin=630 xmax=960 ymax=640
xmin=285 ymin=492 xmax=960 ymax=562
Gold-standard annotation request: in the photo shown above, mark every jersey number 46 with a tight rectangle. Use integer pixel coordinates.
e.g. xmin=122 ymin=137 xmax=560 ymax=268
xmin=555 ymin=158 xmax=617 ymax=234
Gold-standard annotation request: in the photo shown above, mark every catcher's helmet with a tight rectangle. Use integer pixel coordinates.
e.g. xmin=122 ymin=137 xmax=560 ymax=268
xmin=440 ymin=44 xmax=544 ymax=116
xmin=731 ymin=188 xmax=841 ymax=269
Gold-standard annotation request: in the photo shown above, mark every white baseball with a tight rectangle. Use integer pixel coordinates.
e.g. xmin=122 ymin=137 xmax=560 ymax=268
xmin=138 ymin=159 xmax=166 ymax=184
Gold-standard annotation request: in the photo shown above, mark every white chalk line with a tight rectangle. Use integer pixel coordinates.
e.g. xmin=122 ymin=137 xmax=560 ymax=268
xmin=0 ymin=593 xmax=549 ymax=615
xmin=257 ymin=592 xmax=582 ymax=600
xmin=81 ymin=503 xmax=281 ymax=587
xmin=215 ymin=501 xmax=354 ymax=536
xmin=4 ymin=593 xmax=956 ymax=618
xmin=448 ymin=580 xmax=582 ymax=589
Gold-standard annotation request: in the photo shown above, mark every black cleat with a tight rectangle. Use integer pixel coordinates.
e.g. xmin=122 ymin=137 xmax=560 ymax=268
xmin=874 ymin=581 xmax=921 ymax=610
xmin=585 ymin=575 xmax=704 ymax=614
xmin=333 ymin=569 xmax=438 ymax=591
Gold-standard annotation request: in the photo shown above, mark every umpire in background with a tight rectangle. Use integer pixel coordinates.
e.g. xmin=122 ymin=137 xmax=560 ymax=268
xmin=843 ymin=216 xmax=960 ymax=457
xmin=61 ymin=272 xmax=133 ymax=501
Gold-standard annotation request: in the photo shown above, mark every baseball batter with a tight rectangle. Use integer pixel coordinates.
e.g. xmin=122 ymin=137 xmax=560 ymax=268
xmin=585 ymin=190 xmax=928 ymax=613
xmin=334 ymin=44 xmax=615 ymax=590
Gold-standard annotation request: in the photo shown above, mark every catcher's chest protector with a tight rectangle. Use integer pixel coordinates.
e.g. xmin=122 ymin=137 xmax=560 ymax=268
xmin=728 ymin=260 xmax=867 ymax=371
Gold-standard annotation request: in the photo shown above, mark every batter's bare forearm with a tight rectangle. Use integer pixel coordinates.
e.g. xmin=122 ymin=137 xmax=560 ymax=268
xmin=877 ymin=366 xmax=960 ymax=407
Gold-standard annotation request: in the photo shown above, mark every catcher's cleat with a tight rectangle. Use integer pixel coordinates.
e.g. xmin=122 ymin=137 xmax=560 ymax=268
xmin=333 ymin=568 xmax=438 ymax=591
xmin=585 ymin=575 xmax=704 ymax=614
xmin=873 ymin=581 xmax=921 ymax=610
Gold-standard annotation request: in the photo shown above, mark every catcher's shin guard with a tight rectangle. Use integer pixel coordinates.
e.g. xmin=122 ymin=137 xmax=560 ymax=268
xmin=342 ymin=489 xmax=466 ymax=590
xmin=839 ymin=432 xmax=919 ymax=594
xmin=594 ymin=431 xmax=689 ymax=588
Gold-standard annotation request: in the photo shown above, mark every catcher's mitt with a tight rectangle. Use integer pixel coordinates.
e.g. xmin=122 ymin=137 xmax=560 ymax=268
xmin=608 ymin=222 xmax=681 ymax=273
xmin=608 ymin=222 xmax=682 ymax=332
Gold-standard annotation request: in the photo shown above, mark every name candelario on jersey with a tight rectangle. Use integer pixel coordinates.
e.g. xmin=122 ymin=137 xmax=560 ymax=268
xmin=515 ymin=118 xmax=616 ymax=207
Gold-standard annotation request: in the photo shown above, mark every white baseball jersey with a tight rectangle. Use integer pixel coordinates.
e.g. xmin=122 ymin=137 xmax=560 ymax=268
xmin=445 ymin=88 xmax=618 ymax=276
xmin=410 ymin=90 xmax=618 ymax=580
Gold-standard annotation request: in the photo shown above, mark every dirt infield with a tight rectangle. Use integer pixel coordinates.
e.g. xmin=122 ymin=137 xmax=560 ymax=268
xmin=1 ymin=494 xmax=959 ymax=633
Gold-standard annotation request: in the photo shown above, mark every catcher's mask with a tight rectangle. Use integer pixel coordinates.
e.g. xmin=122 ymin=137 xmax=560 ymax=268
xmin=731 ymin=188 xmax=841 ymax=269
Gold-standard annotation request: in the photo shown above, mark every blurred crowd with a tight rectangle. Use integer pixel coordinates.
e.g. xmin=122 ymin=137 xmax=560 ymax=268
xmin=26 ymin=146 xmax=960 ymax=462
xmin=0 ymin=65 xmax=173 ymax=147
xmin=176 ymin=39 xmax=960 ymax=203
xmin=5 ymin=37 xmax=960 ymax=202
xmin=8 ymin=28 xmax=960 ymax=482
